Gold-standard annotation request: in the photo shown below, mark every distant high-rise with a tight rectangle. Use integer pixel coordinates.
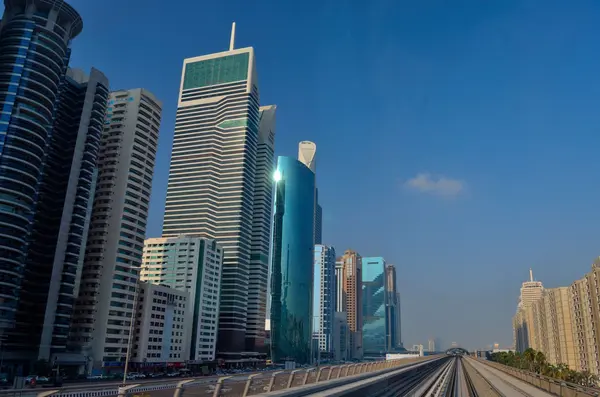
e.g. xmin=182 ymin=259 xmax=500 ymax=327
xmin=513 ymin=269 xmax=544 ymax=352
xmin=246 ymin=105 xmax=276 ymax=352
xmin=314 ymin=189 xmax=322 ymax=245
xmin=70 ymin=88 xmax=162 ymax=370
xmin=141 ymin=236 xmax=223 ymax=362
xmin=297 ymin=141 xmax=321 ymax=246
xmin=336 ymin=250 xmax=363 ymax=359
xmin=270 ymin=156 xmax=316 ymax=364
xmin=0 ymin=0 xmax=83 ymax=332
xmin=428 ymin=339 xmax=436 ymax=353
xmin=6 ymin=67 xmax=109 ymax=361
xmin=385 ymin=264 xmax=398 ymax=351
xmin=395 ymin=292 xmax=403 ymax=349
xmin=161 ymin=25 xmax=275 ymax=357
xmin=362 ymin=257 xmax=387 ymax=354
xmin=313 ymin=245 xmax=336 ymax=357
xmin=298 ymin=141 xmax=316 ymax=172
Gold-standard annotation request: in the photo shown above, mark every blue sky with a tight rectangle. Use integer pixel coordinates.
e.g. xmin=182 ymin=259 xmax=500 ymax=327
xmin=7 ymin=0 xmax=600 ymax=350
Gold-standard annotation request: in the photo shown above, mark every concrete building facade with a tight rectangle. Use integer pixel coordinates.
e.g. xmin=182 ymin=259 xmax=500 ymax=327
xmin=140 ymin=236 xmax=223 ymax=362
xmin=141 ymin=236 xmax=223 ymax=362
xmin=69 ymin=88 xmax=162 ymax=370
xmin=132 ymin=282 xmax=190 ymax=365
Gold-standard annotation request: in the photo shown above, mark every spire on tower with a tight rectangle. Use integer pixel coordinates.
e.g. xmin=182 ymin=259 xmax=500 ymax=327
xmin=229 ymin=22 xmax=236 ymax=51
xmin=529 ymin=268 xmax=534 ymax=282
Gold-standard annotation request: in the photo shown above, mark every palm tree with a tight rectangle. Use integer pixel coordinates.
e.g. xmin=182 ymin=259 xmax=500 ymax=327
xmin=523 ymin=348 xmax=536 ymax=371
xmin=534 ymin=351 xmax=546 ymax=374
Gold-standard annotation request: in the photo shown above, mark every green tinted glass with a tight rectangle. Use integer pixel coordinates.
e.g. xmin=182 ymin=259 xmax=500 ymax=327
xmin=183 ymin=52 xmax=249 ymax=90
xmin=218 ymin=118 xmax=247 ymax=129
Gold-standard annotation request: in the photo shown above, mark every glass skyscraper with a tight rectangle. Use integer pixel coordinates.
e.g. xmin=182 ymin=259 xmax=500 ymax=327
xmin=362 ymin=257 xmax=387 ymax=354
xmin=9 ymin=68 xmax=109 ymax=361
xmin=0 ymin=0 xmax=83 ymax=331
xmin=270 ymin=156 xmax=315 ymax=364
xmin=161 ymin=36 xmax=276 ymax=356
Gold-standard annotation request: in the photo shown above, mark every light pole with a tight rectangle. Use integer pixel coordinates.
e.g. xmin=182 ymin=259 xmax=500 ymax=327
xmin=122 ymin=285 xmax=139 ymax=384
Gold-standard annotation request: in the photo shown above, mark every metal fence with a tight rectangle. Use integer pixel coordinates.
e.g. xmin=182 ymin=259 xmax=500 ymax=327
xmin=29 ymin=356 xmax=434 ymax=397
xmin=478 ymin=358 xmax=599 ymax=397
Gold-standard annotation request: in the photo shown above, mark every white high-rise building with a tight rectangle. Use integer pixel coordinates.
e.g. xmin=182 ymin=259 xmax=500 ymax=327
xmin=313 ymin=245 xmax=336 ymax=356
xmin=141 ymin=236 xmax=223 ymax=361
xmin=132 ymin=282 xmax=190 ymax=364
xmin=161 ymin=25 xmax=276 ymax=356
xmin=69 ymin=88 xmax=162 ymax=370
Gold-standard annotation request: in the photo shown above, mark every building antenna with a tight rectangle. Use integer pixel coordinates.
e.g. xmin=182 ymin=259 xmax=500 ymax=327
xmin=529 ymin=268 xmax=533 ymax=282
xmin=229 ymin=22 xmax=236 ymax=51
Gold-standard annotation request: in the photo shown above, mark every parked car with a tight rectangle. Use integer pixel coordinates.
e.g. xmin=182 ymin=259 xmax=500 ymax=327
xmin=25 ymin=375 xmax=49 ymax=386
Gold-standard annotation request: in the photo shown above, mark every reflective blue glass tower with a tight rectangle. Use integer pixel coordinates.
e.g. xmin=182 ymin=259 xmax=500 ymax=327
xmin=270 ymin=156 xmax=315 ymax=364
xmin=0 ymin=0 xmax=83 ymax=330
xmin=362 ymin=257 xmax=387 ymax=354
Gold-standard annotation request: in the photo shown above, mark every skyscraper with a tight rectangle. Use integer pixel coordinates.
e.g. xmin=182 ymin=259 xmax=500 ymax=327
xmin=141 ymin=237 xmax=223 ymax=362
xmin=7 ymin=68 xmax=109 ymax=362
xmin=314 ymin=189 xmax=322 ymax=245
xmin=298 ymin=141 xmax=316 ymax=172
xmin=362 ymin=257 xmax=386 ymax=354
xmin=395 ymin=292 xmax=403 ymax=349
xmin=246 ymin=105 xmax=276 ymax=352
xmin=336 ymin=250 xmax=363 ymax=359
xmin=513 ymin=269 xmax=544 ymax=352
xmin=70 ymin=88 xmax=162 ymax=370
xmin=313 ymin=245 xmax=336 ymax=358
xmin=385 ymin=264 xmax=398 ymax=352
xmin=161 ymin=26 xmax=275 ymax=357
xmin=270 ymin=156 xmax=316 ymax=364
xmin=0 ymin=0 xmax=83 ymax=332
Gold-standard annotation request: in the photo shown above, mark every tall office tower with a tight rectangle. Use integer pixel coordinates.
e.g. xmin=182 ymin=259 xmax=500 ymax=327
xmin=336 ymin=250 xmax=363 ymax=359
xmin=384 ymin=264 xmax=398 ymax=351
xmin=313 ymin=245 xmax=336 ymax=358
xmin=246 ymin=105 xmax=276 ymax=352
xmin=0 ymin=0 xmax=83 ymax=332
xmin=297 ymin=141 xmax=321 ymax=246
xmin=314 ymin=189 xmax=322 ymax=245
xmin=270 ymin=156 xmax=316 ymax=364
xmin=362 ymin=257 xmax=387 ymax=354
xmin=69 ymin=89 xmax=162 ymax=370
xmin=162 ymin=27 xmax=273 ymax=357
xmin=141 ymin=236 xmax=223 ymax=361
xmin=395 ymin=292 xmax=403 ymax=348
xmin=7 ymin=68 xmax=109 ymax=362
xmin=298 ymin=141 xmax=316 ymax=172
xmin=512 ymin=269 xmax=544 ymax=352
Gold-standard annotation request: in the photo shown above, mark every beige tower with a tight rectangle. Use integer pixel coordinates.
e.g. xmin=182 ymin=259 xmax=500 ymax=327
xmin=336 ymin=250 xmax=363 ymax=359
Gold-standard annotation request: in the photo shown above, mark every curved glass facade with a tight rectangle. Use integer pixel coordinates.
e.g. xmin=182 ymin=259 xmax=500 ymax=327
xmin=0 ymin=0 xmax=82 ymax=328
xmin=270 ymin=156 xmax=315 ymax=364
